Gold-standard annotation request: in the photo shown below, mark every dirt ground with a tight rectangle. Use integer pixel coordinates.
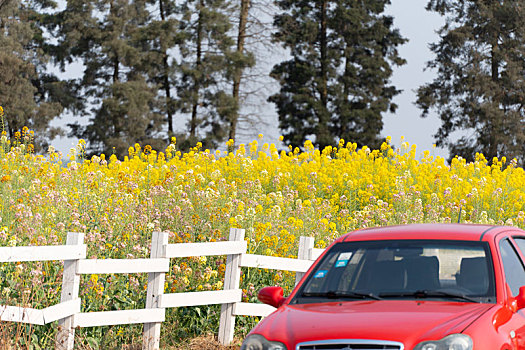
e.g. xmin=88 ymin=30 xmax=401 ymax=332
xmin=121 ymin=334 xmax=241 ymax=349
xmin=169 ymin=334 xmax=242 ymax=349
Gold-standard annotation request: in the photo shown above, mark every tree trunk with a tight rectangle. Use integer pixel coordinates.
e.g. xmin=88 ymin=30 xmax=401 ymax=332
xmin=113 ymin=56 xmax=119 ymax=83
xmin=342 ymin=53 xmax=350 ymax=136
xmin=317 ymin=0 xmax=329 ymax=147
xmin=229 ymin=0 xmax=250 ymax=141
xmin=491 ymin=42 xmax=498 ymax=82
xmin=488 ymin=41 xmax=498 ymax=159
xmin=110 ymin=0 xmax=120 ymax=85
xmin=190 ymin=0 xmax=204 ymax=139
xmin=320 ymin=0 xmax=328 ymax=108
xmin=159 ymin=0 xmax=173 ymax=138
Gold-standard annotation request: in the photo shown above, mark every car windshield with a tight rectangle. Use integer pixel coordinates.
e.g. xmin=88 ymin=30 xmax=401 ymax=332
xmin=292 ymin=240 xmax=496 ymax=304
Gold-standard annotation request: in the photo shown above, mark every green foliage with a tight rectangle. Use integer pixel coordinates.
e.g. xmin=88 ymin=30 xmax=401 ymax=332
xmin=269 ymin=0 xmax=406 ymax=150
xmin=175 ymin=0 xmax=238 ymax=151
xmin=173 ymin=306 xmax=220 ymax=340
xmin=417 ymin=0 xmax=525 ymax=163
xmin=82 ymin=78 xmax=165 ymax=157
xmin=0 ymin=0 xmax=65 ymax=152
xmin=57 ymin=0 xmax=168 ymax=158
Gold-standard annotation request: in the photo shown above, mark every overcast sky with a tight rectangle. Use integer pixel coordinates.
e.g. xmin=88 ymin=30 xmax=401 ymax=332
xmin=383 ymin=1 xmax=447 ymax=158
xmin=50 ymin=1 xmax=448 ymax=158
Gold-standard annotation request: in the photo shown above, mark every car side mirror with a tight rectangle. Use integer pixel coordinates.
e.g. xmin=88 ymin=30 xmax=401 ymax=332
xmin=258 ymin=286 xmax=286 ymax=308
xmin=516 ymin=286 xmax=525 ymax=311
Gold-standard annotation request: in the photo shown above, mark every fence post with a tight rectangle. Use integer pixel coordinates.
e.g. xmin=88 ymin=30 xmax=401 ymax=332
xmin=295 ymin=236 xmax=314 ymax=285
xmin=56 ymin=232 xmax=85 ymax=350
xmin=218 ymin=228 xmax=245 ymax=345
xmin=143 ymin=231 xmax=168 ymax=350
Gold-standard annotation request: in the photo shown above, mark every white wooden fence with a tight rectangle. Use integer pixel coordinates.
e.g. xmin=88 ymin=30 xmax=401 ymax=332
xmin=0 ymin=229 xmax=325 ymax=349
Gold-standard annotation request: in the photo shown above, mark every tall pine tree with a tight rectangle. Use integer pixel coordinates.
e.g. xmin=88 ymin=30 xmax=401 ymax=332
xmin=175 ymin=0 xmax=237 ymax=150
xmin=138 ymin=0 xmax=179 ymax=140
xmin=57 ymin=0 xmax=165 ymax=157
xmin=269 ymin=0 xmax=405 ymax=150
xmin=0 ymin=0 xmax=65 ymax=151
xmin=228 ymin=0 xmax=256 ymax=141
xmin=417 ymin=0 xmax=525 ymax=163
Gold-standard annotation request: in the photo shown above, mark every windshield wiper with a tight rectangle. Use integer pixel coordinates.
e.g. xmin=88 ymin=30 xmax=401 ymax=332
xmin=301 ymin=290 xmax=382 ymax=300
xmin=379 ymin=290 xmax=479 ymax=303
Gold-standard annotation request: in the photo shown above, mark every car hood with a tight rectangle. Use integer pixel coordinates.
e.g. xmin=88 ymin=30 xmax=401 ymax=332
xmin=252 ymin=300 xmax=495 ymax=348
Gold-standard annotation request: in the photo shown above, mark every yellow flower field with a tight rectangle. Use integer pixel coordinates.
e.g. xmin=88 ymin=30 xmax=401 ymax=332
xmin=0 ymin=105 xmax=524 ymax=347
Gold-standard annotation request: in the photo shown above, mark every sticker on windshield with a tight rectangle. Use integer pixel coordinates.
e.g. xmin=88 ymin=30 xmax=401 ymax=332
xmin=338 ymin=252 xmax=353 ymax=260
xmin=314 ymin=270 xmax=327 ymax=278
xmin=334 ymin=252 xmax=352 ymax=268
xmin=335 ymin=260 xmax=348 ymax=268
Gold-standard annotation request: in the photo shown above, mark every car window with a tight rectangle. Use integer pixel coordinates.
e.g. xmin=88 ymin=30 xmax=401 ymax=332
xmin=499 ymin=238 xmax=525 ymax=296
xmin=293 ymin=240 xmax=495 ymax=304
xmin=512 ymin=237 xmax=525 ymax=259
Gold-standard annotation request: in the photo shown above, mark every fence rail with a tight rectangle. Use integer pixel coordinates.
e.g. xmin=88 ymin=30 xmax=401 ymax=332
xmin=240 ymin=253 xmax=313 ymax=272
xmin=0 ymin=244 xmax=86 ymax=262
xmin=0 ymin=229 xmax=325 ymax=349
xmin=76 ymin=258 xmax=170 ymax=274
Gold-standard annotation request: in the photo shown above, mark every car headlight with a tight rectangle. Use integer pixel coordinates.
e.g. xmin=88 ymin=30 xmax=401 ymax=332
xmin=241 ymin=334 xmax=287 ymax=350
xmin=413 ymin=334 xmax=473 ymax=350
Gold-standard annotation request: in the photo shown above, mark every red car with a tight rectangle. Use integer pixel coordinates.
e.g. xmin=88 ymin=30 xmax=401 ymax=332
xmin=241 ymin=224 xmax=525 ymax=350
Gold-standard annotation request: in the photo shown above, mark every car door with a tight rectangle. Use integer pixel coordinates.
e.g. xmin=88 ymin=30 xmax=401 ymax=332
xmin=496 ymin=234 xmax=525 ymax=348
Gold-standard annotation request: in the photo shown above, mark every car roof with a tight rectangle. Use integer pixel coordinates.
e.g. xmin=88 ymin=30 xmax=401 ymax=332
xmin=340 ymin=223 xmax=520 ymax=243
